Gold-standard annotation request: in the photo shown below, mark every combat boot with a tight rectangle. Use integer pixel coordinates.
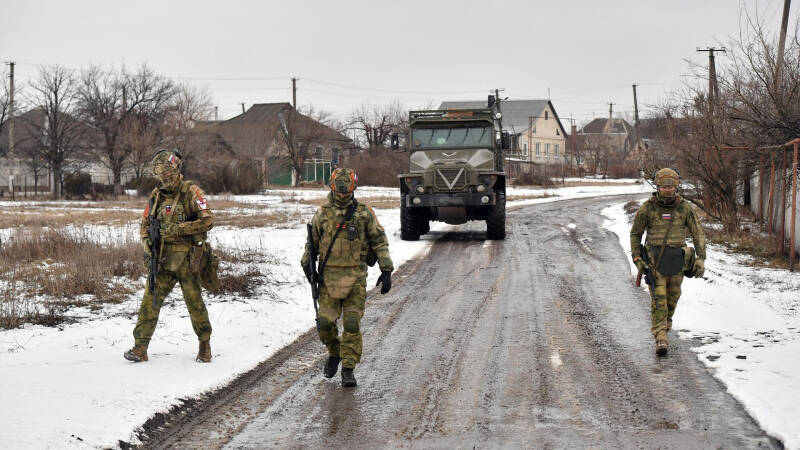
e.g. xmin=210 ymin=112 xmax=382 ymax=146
xmin=123 ymin=344 xmax=148 ymax=362
xmin=323 ymin=354 xmax=341 ymax=378
xmin=341 ymin=368 xmax=357 ymax=387
xmin=655 ymin=331 xmax=669 ymax=356
xmin=196 ymin=339 xmax=212 ymax=363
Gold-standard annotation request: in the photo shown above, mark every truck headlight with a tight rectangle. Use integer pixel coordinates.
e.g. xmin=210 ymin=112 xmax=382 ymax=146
xmin=481 ymin=195 xmax=490 ymax=204
xmin=412 ymin=197 xmax=422 ymax=205
xmin=415 ymin=185 xmax=425 ymax=194
xmin=410 ymin=151 xmax=433 ymax=171
xmin=476 ymin=184 xmax=486 ymax=192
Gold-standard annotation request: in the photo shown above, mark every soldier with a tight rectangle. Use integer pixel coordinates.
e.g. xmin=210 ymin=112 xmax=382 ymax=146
xmin=124 ymin=150 xmax=214 ymax=363
xmin=630 ymin=168 xmax=706 ymax=356
xmin=301 ymin=168 xmax=394 ymax=387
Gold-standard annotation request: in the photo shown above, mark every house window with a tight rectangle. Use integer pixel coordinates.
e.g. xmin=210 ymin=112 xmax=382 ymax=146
xmin=545 ymin=110 xmax=549 ymax=120
xmin=554 ymin=144 xmax=559 ymax=158
xmin=545 ymin=143 xmax=550 ymax=156
xmin=535 ymin=142 xmax=541 ymax=156
xmin=556 ymin=128 xmax=560 ymax=136
xmin=315 ymin=145 xmax=323 ymax=158
xmin=332 ymin=148 xmax=339 ymax=166
xmin=523 ymin=143 xmax=528 ymax=154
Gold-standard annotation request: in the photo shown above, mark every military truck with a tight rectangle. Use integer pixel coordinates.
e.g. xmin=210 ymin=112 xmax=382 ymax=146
xmin=397 ymin=107 xmax=507 ymax=240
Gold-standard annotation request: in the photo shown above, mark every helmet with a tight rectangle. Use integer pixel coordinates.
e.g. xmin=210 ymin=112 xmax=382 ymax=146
xmin=654 ymin=168 xmax=679 ymax=187
xmin=330 ymin=167 xmax=357 ymax=194
xmin=152 ymin=150 xmax=183 ymax=190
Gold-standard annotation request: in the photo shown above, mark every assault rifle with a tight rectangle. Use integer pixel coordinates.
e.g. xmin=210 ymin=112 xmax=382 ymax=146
xmin=635 ymin=245 xmax=658 ymax=311
xmin=306 ymin=223 xmax=321 ymax=330
xmin=147 ymin=197 xmax=161 ymax=307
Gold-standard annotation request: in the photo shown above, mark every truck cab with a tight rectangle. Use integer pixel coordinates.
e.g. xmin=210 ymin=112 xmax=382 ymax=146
xmin=398 ymin=108 xmax=506 ymax=240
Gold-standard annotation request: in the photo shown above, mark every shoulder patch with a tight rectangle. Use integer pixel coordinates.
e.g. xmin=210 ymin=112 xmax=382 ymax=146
xmin=368 ymin=206 xmax=384 ymax=231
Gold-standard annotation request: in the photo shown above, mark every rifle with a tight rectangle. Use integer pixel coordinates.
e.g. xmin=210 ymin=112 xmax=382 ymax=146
xmin=147 ymin=197 xmax=162 ymax=307
xmin=635 ymin=245 xmax=658 ymax=311
xmin=306 ymin=223 xmax=320 ymax=330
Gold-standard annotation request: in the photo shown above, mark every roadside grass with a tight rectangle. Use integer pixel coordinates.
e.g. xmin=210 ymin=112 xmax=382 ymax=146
xmin=703 ymin=223 xmax=790 ymax=269
xmin=0 ymin=228 xmax=280 ymax=329
xmin=507 ymin=192 xmax=554 ymax=202
xmin=298 ymin=195 xmax=400 ymax=209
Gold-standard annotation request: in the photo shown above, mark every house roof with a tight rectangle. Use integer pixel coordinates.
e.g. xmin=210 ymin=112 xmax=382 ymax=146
xmin=193 ymin=103 xmax=351 ymax=157
xmin=438 ymin=99 xmax=567 ymax=136
xmin=580 ymin=118 xmax=635 ymax=135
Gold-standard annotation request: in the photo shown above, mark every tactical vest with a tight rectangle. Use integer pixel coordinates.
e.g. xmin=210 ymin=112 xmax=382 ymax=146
xmin=643 ymin=197 xmax=692 ymax=248
xmin=318 ymin=204 xmax=369 ymax=268
xmin=149 ymin=180 xmax=206 ymax=250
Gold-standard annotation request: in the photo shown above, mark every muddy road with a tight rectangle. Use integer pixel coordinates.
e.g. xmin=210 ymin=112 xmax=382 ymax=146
xmin=141 ymin=194 xmax=779 ymax=449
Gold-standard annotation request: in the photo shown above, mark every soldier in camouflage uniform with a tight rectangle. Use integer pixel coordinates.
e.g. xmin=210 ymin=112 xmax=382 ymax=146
xmin=301 ymin=168 xmax=394 ymax=387
xmin=124 ymin=150 xmax=214 ymax=363
xmin=630 ymin=168 xmax=706 ymax=356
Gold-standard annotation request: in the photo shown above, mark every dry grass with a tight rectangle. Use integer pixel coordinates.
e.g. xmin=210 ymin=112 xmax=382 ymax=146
xmin=298 ymin=195 xmax=400 ymax=209
xmin=703 ymin=225 xmax=789 ymax=269
xmin=506 ymin=193 xmax=554 ymax=202
xmin=0 ymin=228 xmax=144 ymax=329
xmin=214 ymin=210 xmax=303 ymax=228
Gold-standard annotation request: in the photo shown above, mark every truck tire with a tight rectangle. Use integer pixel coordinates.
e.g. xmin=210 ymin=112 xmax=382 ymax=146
xmin=401 ymin=197 xmax=420 ymax=241
xmin=486 ymin=190 xmax=506 ymax=240
xmin=417 ymin=218 xmax=430 ymax=235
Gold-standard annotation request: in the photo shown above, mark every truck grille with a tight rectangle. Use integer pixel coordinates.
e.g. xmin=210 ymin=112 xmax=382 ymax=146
xmin=434 ymin=168 xmax=466 ymax=191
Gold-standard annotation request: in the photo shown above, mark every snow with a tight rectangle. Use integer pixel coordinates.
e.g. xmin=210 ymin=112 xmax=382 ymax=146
xmin=602 ymin=201 xmax=800 ymax=450
xmin=0 ymin=181 xmax=678 ymax=449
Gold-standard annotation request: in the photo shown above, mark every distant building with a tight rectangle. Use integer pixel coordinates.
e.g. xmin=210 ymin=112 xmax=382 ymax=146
xmin=439 ymin=99 xmax=568 ymax=166
xmin=190 ymin=103 xmax=353 ymax=185
xmin=574 ymin=117 xmax=644 ymax=177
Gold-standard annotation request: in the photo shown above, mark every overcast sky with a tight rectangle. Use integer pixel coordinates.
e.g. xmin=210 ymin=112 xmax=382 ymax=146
xmin=1 ymin=0 xmax=796 ymax=126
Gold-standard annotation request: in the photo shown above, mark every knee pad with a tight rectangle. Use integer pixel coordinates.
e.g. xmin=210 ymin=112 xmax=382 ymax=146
xmin=343 ymin=314 xmax=360 ymax=334
xmin=318 ymin=315 xmax=336 ymax=332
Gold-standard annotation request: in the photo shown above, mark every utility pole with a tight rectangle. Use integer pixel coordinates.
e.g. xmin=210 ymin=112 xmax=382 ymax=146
xmin=214 ymin=106 xmax=218 ymax=121
xmin=696 ymin=47 xmax=726 ymax=110
xmin=5 ymin=61 xmax=15 ymax=154
xmin=241 ymin=103 xmax=246 ymax=114
xmin=775 ymin=0 xmax=792 ymax=91
xmin=632 ymin=84 xmax=639 ymax=127
xmin=291 ymin=77 xmax=297 ymax=108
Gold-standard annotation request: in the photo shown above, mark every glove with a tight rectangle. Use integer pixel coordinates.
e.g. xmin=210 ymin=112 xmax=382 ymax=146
xmin=376 ymin=271 xmax=392 ymax=294
xmin=634 ymin=257 xmax=648 ymax=273
xmin=142 ymin=238 xmax=152 ymax=257
xmin=692 ymin=258 xmax=705 ymax=278
xmin=303 ymin=264 xmax=314 ymax=283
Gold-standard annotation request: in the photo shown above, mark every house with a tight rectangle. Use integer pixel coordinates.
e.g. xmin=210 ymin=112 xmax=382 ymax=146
xmin=438 ymin=99 xmax=568 ymax=165
xmin=573 ymin=117 xmax=644 ymax=177
xmin=189 ymin=103 xmax=353 ymax=186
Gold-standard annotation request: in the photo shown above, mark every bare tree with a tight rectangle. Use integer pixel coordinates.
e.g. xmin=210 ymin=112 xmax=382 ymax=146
xmin=0 ymin=70 xmax=9 ymax=141
xmin=78 ymin=64 xmax=175 ymax=192
xmin=161 ymin=83 xmax=215 ymax=155
xmin=276 ymin=105 xmax=343 ymax=186
xmin=346 ymin=100 xmax=407 ymax=149
xmin=21 ymin=65 xmax=86 ymax=198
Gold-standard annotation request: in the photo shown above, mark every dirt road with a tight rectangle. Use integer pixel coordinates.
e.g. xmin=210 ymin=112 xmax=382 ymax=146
xmin=140 ymin=194 xmax=779 ymax=449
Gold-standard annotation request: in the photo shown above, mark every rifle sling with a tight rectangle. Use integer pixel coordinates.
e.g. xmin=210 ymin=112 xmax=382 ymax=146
xmin=317 ymin=199 xmax=358 ymax=285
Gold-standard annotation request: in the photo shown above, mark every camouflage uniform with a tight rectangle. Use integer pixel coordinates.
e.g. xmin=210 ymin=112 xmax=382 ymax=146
xmin=125 ymin=150 xmax=214 ymax=362
xmin=301 ymin=169 xmax=393 ymax=374
xmin=630 ymin=169 xmax=706 ymax=351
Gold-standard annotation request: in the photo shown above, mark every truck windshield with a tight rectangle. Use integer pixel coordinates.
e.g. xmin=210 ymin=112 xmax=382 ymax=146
xmin=412 ymin=126 xmax=492 ymax=148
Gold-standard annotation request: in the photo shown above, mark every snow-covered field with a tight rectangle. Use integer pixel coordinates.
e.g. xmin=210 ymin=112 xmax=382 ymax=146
xmin=1 ymin=181 xmax=664 ymax=449
xmin=603 ymin=201 xmax=800 ymax=450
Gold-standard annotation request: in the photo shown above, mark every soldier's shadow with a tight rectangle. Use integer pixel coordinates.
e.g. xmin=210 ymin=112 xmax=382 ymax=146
xmin=320 ymin=381 xmax=364 ymax=436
